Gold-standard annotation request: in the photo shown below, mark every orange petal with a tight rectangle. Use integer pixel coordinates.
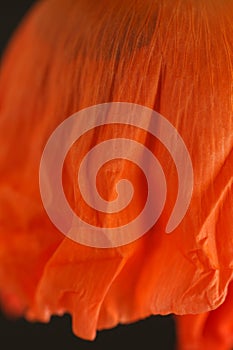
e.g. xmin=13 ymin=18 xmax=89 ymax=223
xmin=176 ymin=281 xmax=233 ymax=350
xmin=0 ymin=0 xmax=233 ymax=341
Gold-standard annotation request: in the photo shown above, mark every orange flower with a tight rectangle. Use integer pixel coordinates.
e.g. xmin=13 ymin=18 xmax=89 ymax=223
xmin=0 ymin=0 xmax=232 ymax=347
xmin=176 ymin=281 xmax=233 ymax=350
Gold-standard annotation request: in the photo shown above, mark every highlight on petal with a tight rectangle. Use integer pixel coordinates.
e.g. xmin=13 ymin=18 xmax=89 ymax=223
xmin=0 ymin=0 xmax=232 ymax=345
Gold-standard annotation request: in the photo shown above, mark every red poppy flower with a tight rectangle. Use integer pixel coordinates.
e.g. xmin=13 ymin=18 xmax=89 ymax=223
xmin=0 ymin=0 xmax=232 ymax=347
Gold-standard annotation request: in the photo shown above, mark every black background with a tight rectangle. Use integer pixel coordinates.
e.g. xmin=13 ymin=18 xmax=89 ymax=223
xmin=0 ymin=2 xmax=176 ymax=349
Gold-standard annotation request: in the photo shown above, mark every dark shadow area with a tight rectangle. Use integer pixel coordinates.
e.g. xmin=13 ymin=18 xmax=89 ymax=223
xmin=0 ymin=312 xmax=176 ymax=350
xmin=0 ymin=1 xmax=35 ymax=56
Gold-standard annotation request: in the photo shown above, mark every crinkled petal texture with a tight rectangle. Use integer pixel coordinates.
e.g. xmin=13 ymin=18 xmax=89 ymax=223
xmin=176 ymin=282 xmax=233 ymax=350
xmin=0 ymin=0 xmax=233 ymax=343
